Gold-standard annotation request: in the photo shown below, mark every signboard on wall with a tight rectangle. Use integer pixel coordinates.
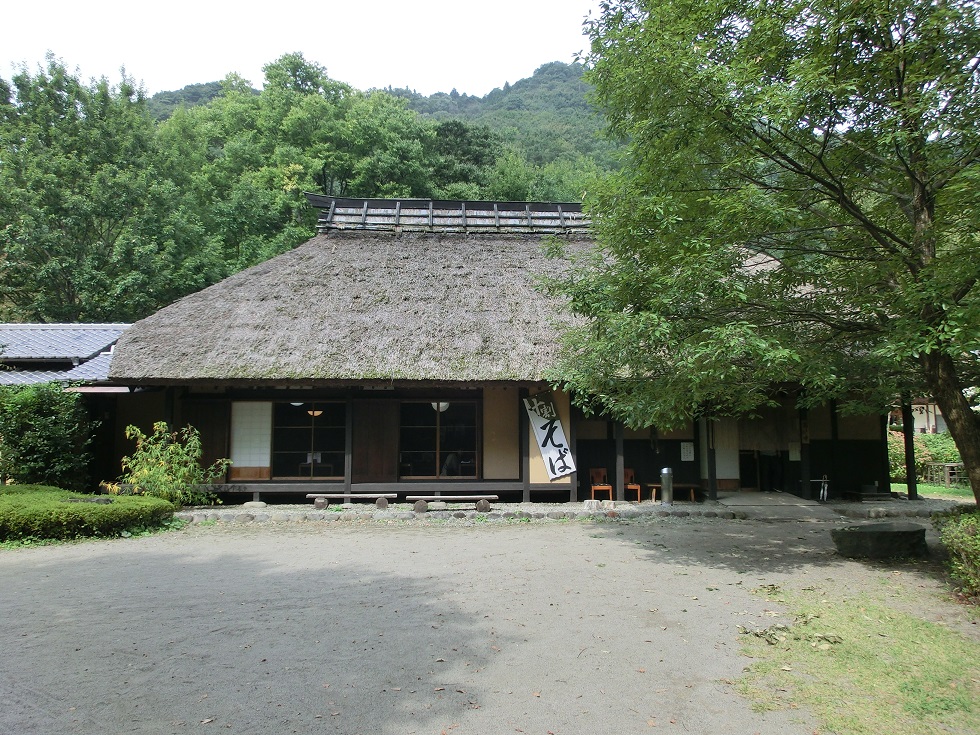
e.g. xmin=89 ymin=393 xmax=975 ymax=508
xmin=523 ymin=394 xmax=576 ymax=480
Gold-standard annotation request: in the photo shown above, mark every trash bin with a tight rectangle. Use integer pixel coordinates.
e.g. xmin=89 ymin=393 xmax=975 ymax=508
xmin=660 ymin=467 xmax=673 ymax=506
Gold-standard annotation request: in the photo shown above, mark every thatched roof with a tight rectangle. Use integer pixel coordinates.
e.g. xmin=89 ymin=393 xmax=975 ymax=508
xmin=110 ymin=203 xmax=589 ymax=386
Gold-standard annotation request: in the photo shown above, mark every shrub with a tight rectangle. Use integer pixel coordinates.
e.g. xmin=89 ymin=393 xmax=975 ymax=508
xmin=0 ymin=384 xmax=96 ymax=491
xmin=0 ymin=484 xmax=174 ymax=541
xmin=108 ymin=422 xmax=229 ymax=507
xmin=887 ymin=429 xmax=963 ymax=480
xmin=935 ymin=509 xmax=980 ymax=599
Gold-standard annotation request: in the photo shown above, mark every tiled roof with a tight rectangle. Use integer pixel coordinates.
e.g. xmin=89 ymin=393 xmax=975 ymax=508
xmin=0 ymin=368 xmax=73 ymax=385
xmin=0 ymin=351 xmax=117 ymax=385
xmin=65 ymin=351 xmax=116 ymax=382
xmin=0 ymin=324 xmax=129 ymax=361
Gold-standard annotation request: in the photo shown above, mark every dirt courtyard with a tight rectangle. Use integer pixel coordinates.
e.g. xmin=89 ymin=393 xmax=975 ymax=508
xmin=0 ymin=515 xmax=965 ymax=734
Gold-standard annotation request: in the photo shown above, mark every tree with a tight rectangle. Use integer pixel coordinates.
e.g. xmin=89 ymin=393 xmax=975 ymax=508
xmin=547 ymin=1 xmax=980 ymax=503
xmin=0 ymin=57 xmax=225 ymax=321
xmin=0 ymin=383 xmax=96 ymax=491
xmin=425 ymin=119 xmax=501 ymax=199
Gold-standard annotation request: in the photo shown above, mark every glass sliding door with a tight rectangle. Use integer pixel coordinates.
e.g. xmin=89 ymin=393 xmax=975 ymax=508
xmin=272 ymin=402 xmax=345 ymax=479
xmin=399 ymin=401 xmax=478 ymax=479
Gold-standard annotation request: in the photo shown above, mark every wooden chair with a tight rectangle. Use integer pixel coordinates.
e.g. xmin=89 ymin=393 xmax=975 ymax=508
xmin=624 ymin=468 xmax=642 ymax=502
xmin=590 ymin=468 xmax=614 ymax=500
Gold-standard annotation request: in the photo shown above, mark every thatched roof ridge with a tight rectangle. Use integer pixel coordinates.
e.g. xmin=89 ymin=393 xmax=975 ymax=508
xmin=308 ymin=194 xmax=589 ymax=234
xmin=109 ymin=229 xmax=588 ymax=385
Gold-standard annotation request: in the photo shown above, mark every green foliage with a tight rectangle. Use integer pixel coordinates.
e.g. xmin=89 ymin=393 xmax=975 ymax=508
xmin=114 ymin=422 xmax=229 ymax=507
xmin=888 ymin=430 xmax=963 ymax=480
xmin=936 ymin=510 xmax=980 ymax=598
xmin=391 ymin=62 xmax=619 ymax=169
xmin=0 ymin=55 xmax=229 ymax=321
xmin=1 ymin=53 xmax=614 ymax=323
xmin=0 ymin=384 xmax=95 ymax=491
xmin=547 ymin=1 xmax=980 ymax=502
xmin=0 ymin=484 xmax=174 ymax=541
xmin=146 ymin=80 xmax=231 ymax=121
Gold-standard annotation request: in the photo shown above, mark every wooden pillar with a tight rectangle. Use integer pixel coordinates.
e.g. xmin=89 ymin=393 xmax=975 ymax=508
xmin=344 ymin=398 xmax=353 ymax=494
xmin=830 ymin=399 xmax=840 ymax=498
xmin=568 ymin=403 xmax=578 ymax=503
xmin=698 ymin=419 xmax=716 ymax=502
xmin=901 ymin=399 xmax=918 ymax=500
xmin=163 ymin=387 xmax=177 ymax=429
xmin=521 ymin=390 xmax=531 ymax=503
xmin=614 ymin=422 xmax=625 ymax=501
xmin=799 ymin=408 xmax=812 ymax=499
xmin=706 ymin=420 xmax=718 ymax=499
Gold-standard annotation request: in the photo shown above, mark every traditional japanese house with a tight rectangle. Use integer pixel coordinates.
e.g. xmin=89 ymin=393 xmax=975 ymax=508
xmin=106 ymin=196 xmax=889 ymax=502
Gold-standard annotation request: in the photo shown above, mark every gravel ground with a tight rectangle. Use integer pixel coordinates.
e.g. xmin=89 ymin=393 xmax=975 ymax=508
xmin=0 ymin=495 xmax=974 ymax=735
xmin=170 ymin=493 xmax=965 ymax=527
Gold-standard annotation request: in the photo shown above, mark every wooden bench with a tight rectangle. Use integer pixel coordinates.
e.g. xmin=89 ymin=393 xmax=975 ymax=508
xmin=306 ymin=493 xmax=398 ymax=509
xmin=644 ymin=483 xmax=699 ymax=502
xmin=406 ymin=495 xmax=499 ymax=512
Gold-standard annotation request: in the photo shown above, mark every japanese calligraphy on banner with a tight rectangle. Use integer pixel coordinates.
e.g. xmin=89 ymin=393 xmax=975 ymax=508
xmin=523 ymin=393 xmax=576 ymax=480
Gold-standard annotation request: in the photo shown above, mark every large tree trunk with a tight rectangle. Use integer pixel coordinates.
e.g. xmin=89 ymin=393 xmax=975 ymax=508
xmin=919 ymin=351 xmax=980 ymax=505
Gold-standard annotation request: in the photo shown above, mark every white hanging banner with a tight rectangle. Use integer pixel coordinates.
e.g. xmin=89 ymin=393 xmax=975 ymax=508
xmin=523 ymin=394 xmax=576 ymax=480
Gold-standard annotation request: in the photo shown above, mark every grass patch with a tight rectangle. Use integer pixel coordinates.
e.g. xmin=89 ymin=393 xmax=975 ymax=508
xmin=0 ymin=484 xmax=176 ymax=543
xmin=891 ymin=482 xmax=976 ymax=502
xmin=736 ymin=585 xmax=980 ymax=735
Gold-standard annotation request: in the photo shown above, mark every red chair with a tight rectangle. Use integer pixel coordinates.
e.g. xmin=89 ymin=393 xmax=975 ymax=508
xmin=624 ymin=468 xmax=642 ymax=502
xmin=590 ymin=468 xmax=614 ymax=500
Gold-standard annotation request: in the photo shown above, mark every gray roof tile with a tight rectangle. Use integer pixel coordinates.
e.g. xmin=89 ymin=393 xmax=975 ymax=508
xmin=0 ymin=324 xmax=129 ymax=361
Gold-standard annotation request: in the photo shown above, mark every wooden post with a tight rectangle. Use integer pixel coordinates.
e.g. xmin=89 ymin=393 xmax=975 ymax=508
xmin=344 ymin=398 xmax=353 ymax=495
xmin=568 ymin=404 xmax=578 ymax=503
xmin=521 ymin=390 xmax=531 ymax=503
xmin=799 ymin=407 xmax=812 ymax=499
xmin=614 ymin=422 xmax=625 ymax=501
xmin=901 ymin=399 xmax=918 ymax=500
xmin=707 ymin=422 xmax=718 ymax=500
xmin=830 ymin=399 xmax=840 ymax=498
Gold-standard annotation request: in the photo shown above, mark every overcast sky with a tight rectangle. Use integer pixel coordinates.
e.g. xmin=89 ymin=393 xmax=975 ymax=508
xmin=2 ymin=0 xmax=601 ymax=97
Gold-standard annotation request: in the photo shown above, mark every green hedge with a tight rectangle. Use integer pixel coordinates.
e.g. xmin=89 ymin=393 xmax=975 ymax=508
xmin=0 ymin=485 xmax=175 ymax=542
xmin=0 ymin=384 xmax=96 ymax=491
xmin=936 ymin=509 xmax=980 ymax=598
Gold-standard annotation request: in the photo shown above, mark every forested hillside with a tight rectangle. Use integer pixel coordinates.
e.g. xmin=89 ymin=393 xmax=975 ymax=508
xmin=0 ymin=53 xmax=618 ymax=324
xmin=390 ymin=62 xmax=617 ymax=169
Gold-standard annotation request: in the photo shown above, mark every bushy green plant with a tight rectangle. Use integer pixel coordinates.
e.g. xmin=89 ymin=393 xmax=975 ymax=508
xmin=109 ymin=422 xmax=228 ymax=507
xmin=0 ymin=484 xmax=174 ymax=541
xmin=0 ymin=383 xmax=96 ymax=491
xmin=888 ymin=429 xmax=963 ymax=480
xmin=935 ymin=509 xmax=980 ymax=598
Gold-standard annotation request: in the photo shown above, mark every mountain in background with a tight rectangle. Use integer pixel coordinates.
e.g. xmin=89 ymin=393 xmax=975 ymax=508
xmin=148 ymin=61 xmax=618 ymax=169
